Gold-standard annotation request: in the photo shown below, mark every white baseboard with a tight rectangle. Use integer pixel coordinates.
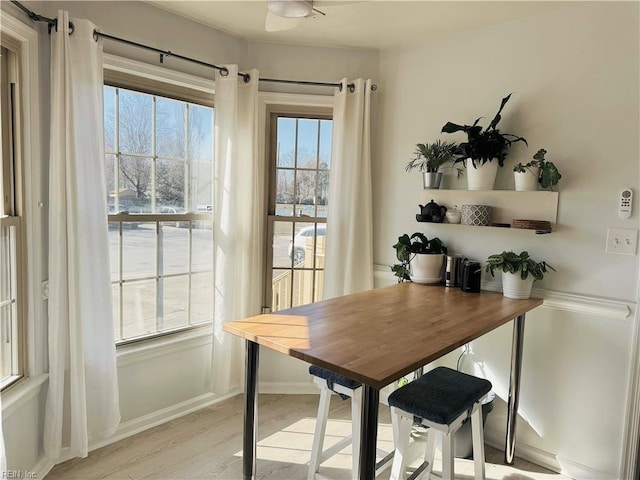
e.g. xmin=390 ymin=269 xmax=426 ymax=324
xmin=91 ymin=389 xmax=241 ymax=452
xmin=484 ymin=431 xmax=615 ymax=479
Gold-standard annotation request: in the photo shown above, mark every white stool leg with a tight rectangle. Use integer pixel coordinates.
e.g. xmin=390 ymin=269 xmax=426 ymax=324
xmin=308 ymin=385 xmax=331 ymax=480
xmin=441 ymin=431 xmax=454 ymax=480
xmin=390 ymin=409 xmax=412 ymax=480
xmin=350 ymin=386 xmax=363 ymax=479
xmin=421 ymin=427 xmax=436 ymax=480
xmin=471 ymin=404 xmax=486 ymax=480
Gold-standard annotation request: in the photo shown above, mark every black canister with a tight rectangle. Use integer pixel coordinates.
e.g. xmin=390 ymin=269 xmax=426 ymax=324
xmin=444 ymin=254 xmax=462 ymax=287
xmin=461 ymin=260 xmax=482 ymax=293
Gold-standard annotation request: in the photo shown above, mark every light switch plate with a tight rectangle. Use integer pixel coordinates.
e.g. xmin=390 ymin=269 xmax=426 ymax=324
xmin=606 ymin=228 xmax=638 ymax=255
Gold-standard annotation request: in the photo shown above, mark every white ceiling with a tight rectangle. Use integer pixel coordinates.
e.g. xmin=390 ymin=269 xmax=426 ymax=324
xmin=145 ymin=1 xmax=572 ymax=51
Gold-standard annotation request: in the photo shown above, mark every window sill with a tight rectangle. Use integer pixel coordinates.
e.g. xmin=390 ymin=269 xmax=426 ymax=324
xmin=2 ymin=374 xmax=48 ymax=418
xmin=117 ymin=324 xmax=213 ymax=368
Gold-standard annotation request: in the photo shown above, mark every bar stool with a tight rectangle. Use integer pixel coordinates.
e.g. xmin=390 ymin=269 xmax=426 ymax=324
xmin=308 ymin=365 xmax=391 ymax=480
xmin=388 ymin=366 xmax=492 ymax=480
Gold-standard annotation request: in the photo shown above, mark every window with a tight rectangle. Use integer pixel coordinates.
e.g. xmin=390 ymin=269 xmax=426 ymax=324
xmin=104 ymin=82 xmax=214 ymax=343
xmin=1 ymin=45 xmax=25 ymax=387
xmin=266 ymin=113 xmax=332 ymax=312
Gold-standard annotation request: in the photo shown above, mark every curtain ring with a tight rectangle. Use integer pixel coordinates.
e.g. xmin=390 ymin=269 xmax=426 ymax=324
xmin=93 ymin=29 xmax=99 ymax=42
xmin=243 ymin=73 xmax=251 ymax=83
xmin=220 ymin=67 xmax=229 ymax=77
xmin=68 ymin=21 xmax=75 ymax=35
xmin=348 ymin=83 xmax=355 ymax=93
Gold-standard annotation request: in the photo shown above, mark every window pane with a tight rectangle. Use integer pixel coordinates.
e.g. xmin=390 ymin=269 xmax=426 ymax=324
xmin=122 ymin=280 xmax=156 ymax=339
xmin=293 ymin=222 xmax=326 ymax=269
xmin=156 ymin=97 xmax=186 ymax=159
xmin=297 ymin=119 xmax=319 ymax=169
xmin=122 ymin=223 xmax=156 ymax=280
xmin=189 ymin=105 xmax=213 ymax=162
xmin=157 ymin=159 xmax=185 ymax=210
xmin=319 ymin=120 xmax=332 ymax=169
xmin=118 ymin=90 xmax=152 ymax=155
xmin=112 ymin=285 xmax=121 ymax=342
xmin=108 ymin=223 xmax=120 ymax=282
xmin=163 ymin=276 xmax=189 ymax=330
xmin=271 ymin=268 xmax=292 ymax=312
xmin=190 ymin=161 xmax=212 ymax=212
xmin=275 ymin=169 xmax=295 ymax=217
xmin=277 ymin=118 xmax=296 ymax=168
xmin=191 ymin=271 xmax=213 ymax=323
xmin=119 ymin=156 xmax=152 ymax=211
xmin=0 ymin=304 xmax=13 ymax=379
xmin=103 ymin=86 xmax=116 ymax=153
xmin=161 ymin=223 xmax=189 ymax=275
xmin=192 ymin=226 xmax=213 ymax=272
xmin=105 ymin=154 xmax=117 ymax=206
xmin=273 ymin=221 xmax=294 ymax=269
xmin=295 ymin=170 xmax=316 ymax=215
xmin=316 ymin=170 xmax=329 ymax=218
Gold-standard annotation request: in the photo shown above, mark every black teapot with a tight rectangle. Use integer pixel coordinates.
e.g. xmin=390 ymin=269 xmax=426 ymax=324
xmin=416 ymin=199 xmax=447 ymax=223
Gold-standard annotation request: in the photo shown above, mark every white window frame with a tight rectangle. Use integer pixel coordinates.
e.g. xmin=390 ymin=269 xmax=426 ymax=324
xmin=0 ymin=12 xmax=43 ymax=389
xmin=104 ymin=55 xmax=216 ymax=345
xmin=258 ymin=92 xmax=334 ymax=312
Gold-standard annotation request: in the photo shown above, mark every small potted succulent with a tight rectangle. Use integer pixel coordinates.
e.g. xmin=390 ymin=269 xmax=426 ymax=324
xmin=485 ymin=250 xmax=555 ymax=299
xmin=405 ymin=140 xmax=459 ymax=189
xmin=391 ymin=232 xmax=448 ymax=284
xmin=442 ymin=94 xmax=527 ymax=190
xmin=513 ymin=148 xmax=562 ymax=191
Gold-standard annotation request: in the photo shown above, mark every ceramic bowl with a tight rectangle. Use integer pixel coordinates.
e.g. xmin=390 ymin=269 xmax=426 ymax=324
xmin=445 ymin=211 xmax=462 ymax=224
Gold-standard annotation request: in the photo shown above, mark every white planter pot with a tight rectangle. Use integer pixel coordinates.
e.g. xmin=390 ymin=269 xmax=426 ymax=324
xmin=514 ymin=167 xmax=539 ymax=192
xmin=411 ymin=253 xmax=444 ymax=284
xmin=502 ymin=272 xmax=535 ymax=299
xmin=466 ymin=159 xmax=499 ymax=190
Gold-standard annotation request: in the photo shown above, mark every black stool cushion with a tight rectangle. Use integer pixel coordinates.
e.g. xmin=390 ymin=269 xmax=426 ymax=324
xmin=388 ymin=367 xmax=492 ymax=425
xmin=309 ymin=365 xmax=361 ymax=395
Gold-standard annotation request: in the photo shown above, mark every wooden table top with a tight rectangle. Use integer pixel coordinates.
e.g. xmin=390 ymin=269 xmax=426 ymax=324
xmin=223 ymin=283 xmax=543 ymax=389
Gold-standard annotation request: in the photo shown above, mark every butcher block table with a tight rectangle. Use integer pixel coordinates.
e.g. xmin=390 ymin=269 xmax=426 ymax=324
xmin=223 ymin=282 xmax=543 ymax=480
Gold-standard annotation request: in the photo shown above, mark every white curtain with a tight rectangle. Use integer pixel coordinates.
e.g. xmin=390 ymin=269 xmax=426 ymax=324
xmin=323 ymin=79 xmax=374 ymax=299
xmin=44 ymin=12 xmax=120 ymax=461
xmin=211 ymin=66 xmax=262 ymax=394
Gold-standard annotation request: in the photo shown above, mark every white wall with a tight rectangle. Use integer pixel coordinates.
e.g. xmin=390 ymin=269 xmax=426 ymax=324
xmin=375 ymin=3 xmax=639 ymax=478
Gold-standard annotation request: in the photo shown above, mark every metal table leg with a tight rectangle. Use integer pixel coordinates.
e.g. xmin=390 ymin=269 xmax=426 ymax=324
xmin=505 ymin=314 xmax=526 ymax=465
xmin=359 ymin=385 xmax=380 ymax=479
xmin=244 ymin=340 xmax=259 ymax=480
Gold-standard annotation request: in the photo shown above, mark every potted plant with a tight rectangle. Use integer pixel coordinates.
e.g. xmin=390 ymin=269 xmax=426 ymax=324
xmin=513 ymin=148 xmax=562 ymax=191
xmin=442 ymin=94 xmax=527 ymax=190
xmin=391 ymin=232 xmax=447 ymax=284
xmin=485 ymin=250 xmax=555 ymax=299
xmin=405 ymin=140 xmax=459 ymax=189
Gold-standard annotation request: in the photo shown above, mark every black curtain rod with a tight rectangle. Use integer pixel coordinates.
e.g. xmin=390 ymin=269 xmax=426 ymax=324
xmin=10 ymin=0 xmax=377 ymax=92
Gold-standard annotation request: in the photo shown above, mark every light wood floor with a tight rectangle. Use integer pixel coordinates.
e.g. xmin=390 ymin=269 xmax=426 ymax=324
xmin=46 ymin=394 xmax=569 ymax=480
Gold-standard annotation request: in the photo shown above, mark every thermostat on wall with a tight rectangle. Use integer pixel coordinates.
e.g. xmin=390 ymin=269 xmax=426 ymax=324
xmin=619 ymin=188 xmax=633 ymax=219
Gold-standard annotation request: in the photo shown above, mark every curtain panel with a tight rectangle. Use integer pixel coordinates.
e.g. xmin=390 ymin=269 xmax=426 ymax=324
xmin=211 ymin=66 xmax=263 ymax=394
xmin=323 ymin=78 xmax=374 ymax=299
xmin=44 ymin=11 xmax=120 ymax=461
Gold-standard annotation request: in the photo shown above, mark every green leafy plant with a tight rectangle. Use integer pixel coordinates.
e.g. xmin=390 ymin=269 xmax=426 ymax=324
xmin=405 ymin=140 xmax=459 ymax=173
xmin=485 ymin=250 xmax=555 ymax=281
xmin=391 ymin=232 xmax=448 ymax=282
xmin=534 ymin=149 xmax=562 ymax=189
xmin=441 ymin=94 xmax=527 ymax=168
xmin=513 ymin=149 xmax=562 ymax=189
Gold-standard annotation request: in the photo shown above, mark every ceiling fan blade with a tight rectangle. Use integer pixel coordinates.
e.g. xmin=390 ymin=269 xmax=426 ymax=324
xmin=265 ymin=10 xmax=303 ymax=32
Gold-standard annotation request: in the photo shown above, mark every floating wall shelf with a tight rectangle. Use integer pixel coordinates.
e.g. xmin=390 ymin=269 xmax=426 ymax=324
xmin=420 ymin=190 xmax=559 ymax=231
